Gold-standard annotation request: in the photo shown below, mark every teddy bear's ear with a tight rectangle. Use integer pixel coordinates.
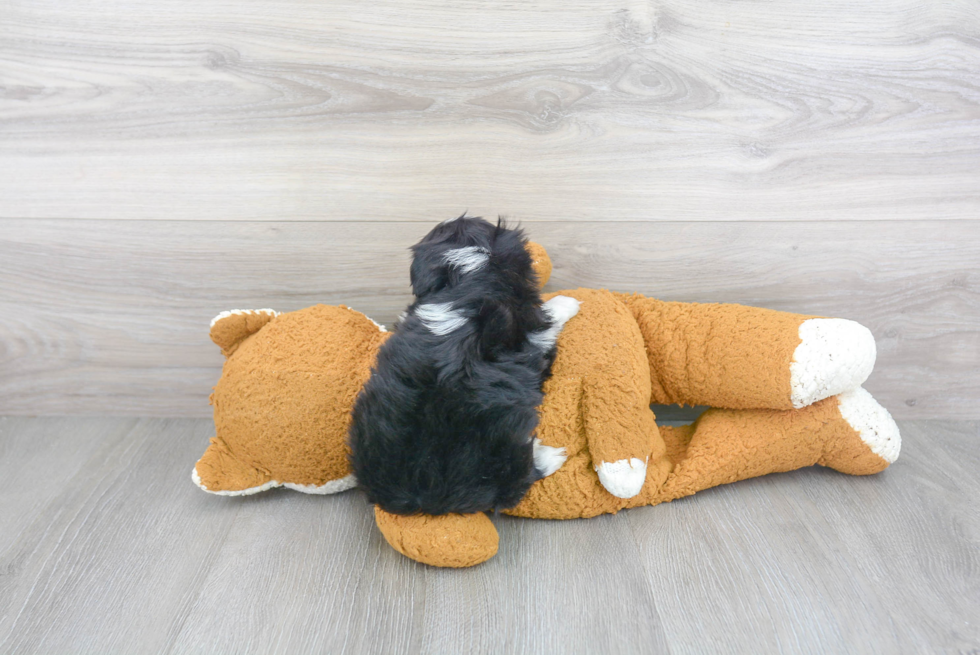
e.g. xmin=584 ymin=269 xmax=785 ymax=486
xmin=526 ymin=242 xmax=552 ymax=288
xmin=209 ymin=308 xmax=279 ymax=357
xmin=192 ymin=437 xmax=275 ymax=495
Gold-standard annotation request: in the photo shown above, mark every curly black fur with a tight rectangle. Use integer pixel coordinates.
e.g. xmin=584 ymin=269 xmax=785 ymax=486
xmin=348 ymin=216 xmax=557 ymax=515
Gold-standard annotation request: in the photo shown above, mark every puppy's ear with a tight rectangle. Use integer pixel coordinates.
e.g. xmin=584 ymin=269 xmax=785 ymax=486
xmin=409 ymin=243 xmax=448 ymax=297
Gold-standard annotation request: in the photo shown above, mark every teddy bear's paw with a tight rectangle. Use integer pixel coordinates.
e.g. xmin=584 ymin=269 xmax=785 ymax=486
xmin=595 ymin=457 xmax=648 ymax=499
xmin=526 ymin=241 xmax=553 ymax=287
xmin=836 ymin=387 xmax=901 ymax=466
xmin=790 ymin=318 xmax=876 ymax=408
xmin=192 ymin=468 xmax=359 ymax=496
xmin=532 ymin=438 xmax=567 ymax=477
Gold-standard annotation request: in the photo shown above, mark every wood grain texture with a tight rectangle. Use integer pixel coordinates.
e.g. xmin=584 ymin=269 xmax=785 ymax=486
xmin=0 ymin=417 xmax=240 ymax=654
xmin=1 ymin=0 xmax=978 ymax=221
xmin=0 ymin=417 xmax=976 ymax=654
xmin=2 ymin=218 xmax=976 ymax=418
xmin=626 ymin=420 xmax=980 ymax=654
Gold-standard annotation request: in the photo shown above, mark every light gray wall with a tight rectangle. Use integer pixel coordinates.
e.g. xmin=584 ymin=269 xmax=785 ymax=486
xmin=1 ymin=0 xmax=977 ymax=417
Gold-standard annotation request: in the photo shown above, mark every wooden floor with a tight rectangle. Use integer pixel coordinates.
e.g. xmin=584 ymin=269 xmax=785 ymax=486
xmin=0 ymin=417 xmax=976 ymax=654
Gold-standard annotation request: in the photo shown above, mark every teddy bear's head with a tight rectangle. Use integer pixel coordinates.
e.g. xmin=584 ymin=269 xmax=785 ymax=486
xmin=193 ymin=242 xmax=554 ymax=496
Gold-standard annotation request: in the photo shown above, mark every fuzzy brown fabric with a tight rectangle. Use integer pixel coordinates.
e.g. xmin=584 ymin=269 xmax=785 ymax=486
xmin=654 ymin=396 xmax=891 ymax=504
xmin=196 ymin=304 xmax=389 ymax=492
xmin=504 ymin=292 xmax=885 ymax=520
xmin=616 ymin=293 xmax=818 ymax=410
xmin=526 ymin=241 xmax=552 ymax=287
xmin=210 ymin=311 xmax=278 ymax=358
xmin=193 ymin=242 xmax=893 ymax=566
xmin=374 ymin=507 xmax=499 ymax=568
xmin=502 ymin=288 xmax=671 ymax=520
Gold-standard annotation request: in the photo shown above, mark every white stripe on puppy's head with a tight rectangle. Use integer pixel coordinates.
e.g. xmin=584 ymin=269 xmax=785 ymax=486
xmin=443 ymin=246 xmax=490 ymax=274
xmin=415 ymin=302 xmax=468 ymax=336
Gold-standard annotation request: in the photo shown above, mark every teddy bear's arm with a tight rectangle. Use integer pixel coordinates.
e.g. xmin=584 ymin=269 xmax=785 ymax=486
xmin=373 ymin=507 xmax=499 ymax=568
xmin=545 ymin=289 xmax=666 ymax=499
xmin=617 ymin=293 xmax=876 ymax=410
xmin=582 ymin=377 xmax=663 ymax=498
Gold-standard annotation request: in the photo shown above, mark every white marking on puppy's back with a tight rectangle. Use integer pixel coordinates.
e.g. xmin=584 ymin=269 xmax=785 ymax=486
xmin=529 ymin=295 xmax=581 ymax=350
xmin=443 ymin=246 xmax=490 ymax=274
xmin=415 ymin=302 xmax=468 ymax=336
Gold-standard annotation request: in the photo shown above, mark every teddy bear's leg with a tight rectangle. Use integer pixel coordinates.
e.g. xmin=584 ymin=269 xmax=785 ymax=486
xmin=373 ymin=507 xmax=500 ymax=567
xmin=651 ymin=387 xmax=900 ymax=504
xmin=192 ymin=437 xmax=278 ymax=495
xmin=616 ymin=293 xmax=876 ymax=410
xmin=209 ymin=308 xmax=279 ymax=357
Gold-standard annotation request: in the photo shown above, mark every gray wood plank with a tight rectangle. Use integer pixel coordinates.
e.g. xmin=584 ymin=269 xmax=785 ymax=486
xmin=0 ymin=417 xmax=136 ymax=555
xmin=2 ymin=219 xmax=977 ymax=418
xmin=1 ymin=0 xmax=978 ymax=222
xmin=626 ymin=420 xmax=980 ymax=654
xmin=167 ymin=488 xmax=425 ymax=655
xmin=0 ymin=418 xmax=240 ymax=654
xmin=418 ymin=513 xmax=669 ymax=655
xmin=798 ymin=421 xmax=980 ymax=653
xmin=0 ymin=417 xmax=976 ymax=654
xmin=627 ymin=481 xmax=897 ymax=654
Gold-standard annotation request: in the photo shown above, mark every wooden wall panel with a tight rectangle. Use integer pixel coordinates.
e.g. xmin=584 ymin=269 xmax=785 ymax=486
xmin=1 ymin=0 xmax=978 ymax=222
xmin=1 ymin=219 xmax=975 ymax=418
xmin=2 ymin=0 xmax=977 ymax=418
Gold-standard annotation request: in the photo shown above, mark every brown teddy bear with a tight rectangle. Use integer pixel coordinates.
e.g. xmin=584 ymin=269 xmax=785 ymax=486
xmin=193 ymin=243 xmax=900 ymax=567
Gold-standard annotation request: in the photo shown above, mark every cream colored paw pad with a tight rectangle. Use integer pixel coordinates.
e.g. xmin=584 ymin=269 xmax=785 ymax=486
xmin=837 ymin=387 xmax=901 ymax=463
xmin=596 ymin=457 xmax=647 ymax=499
xmin=791 ymin=319 xmax=876 ymax=408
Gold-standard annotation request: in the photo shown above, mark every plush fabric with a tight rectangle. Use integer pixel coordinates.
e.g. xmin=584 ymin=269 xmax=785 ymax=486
xmin=193 ymin=243 xmax=900 ymax=567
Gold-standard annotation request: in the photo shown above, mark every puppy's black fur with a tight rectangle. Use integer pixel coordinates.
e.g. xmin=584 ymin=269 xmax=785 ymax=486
xmin=349 ymin=216 xmax=556 ymax=515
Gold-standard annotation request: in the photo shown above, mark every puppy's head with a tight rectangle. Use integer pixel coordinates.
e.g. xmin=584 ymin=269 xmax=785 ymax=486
xmin=410 ymin=215 xmax=534 ymax=298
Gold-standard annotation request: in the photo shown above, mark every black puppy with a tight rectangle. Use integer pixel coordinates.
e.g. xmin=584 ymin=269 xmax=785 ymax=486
xmin=348 ymin=216 xmax=579 ymax=515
